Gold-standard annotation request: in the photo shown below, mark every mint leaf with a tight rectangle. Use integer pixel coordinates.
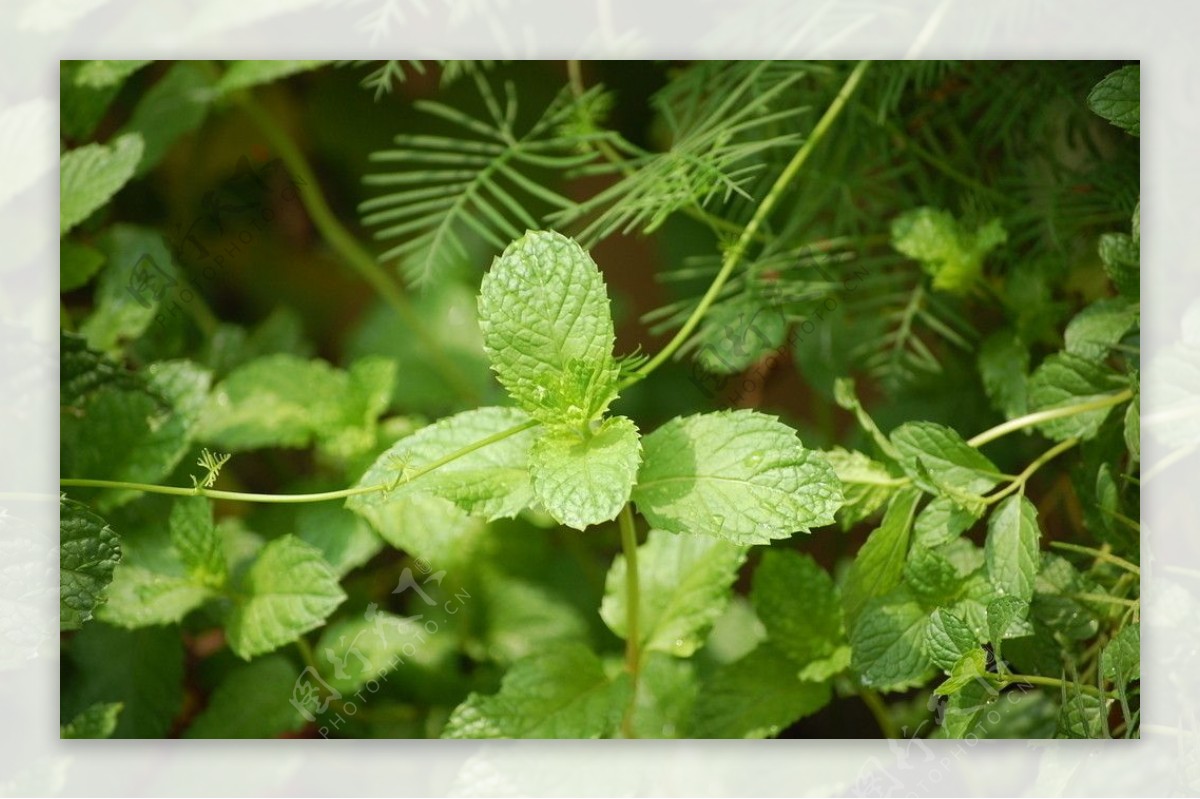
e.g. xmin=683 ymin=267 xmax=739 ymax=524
xmin=60 ymin=497 xmax=121 ymax=630
xmin=601 ymin=529 xmax=747 ymax=657
xmin=626 ymin=654 xmax=699 ymax=738
xmin=316 ymin=611 xmax=449 ymax=694
xmin=75 ymin=60 xmax=152 ymax=88
xmin=217 ymin=60 xmax=330 ymax=94
xmin=351 ymin=406 xmax=538 ymax=522
xmin=61 ymin=702 xmax=123 ymax=739
xmin=442 ymin=643 xmax=629 ymax=738
xmin=478 ymin=230 xmax=619 ymax=425
xmin=61 ymin=240 xmax=106 ymax=292
xmin=987 ymin=596 xmax=1032 ymax=644
xmin=925 ymin=608 xmax=979 ymax=672
xmin=1100 ymin=623 xmax=1140 ymax=683
xmin=295 ymin=504 xmax=382 ymax=578
xmin=934 ymin=648 xmax=989 ymax=697
xmin=842 ymin=487 xmax=921 ymax=625
xmin=904 ymin=542 xmax=964 ymax=608
xmin=118 ymin=62 xmax=212 ymax=177
xmin=824 ymin=447 xmax=901 ymax=528
xmin=1026 ymin=353 xmax=1127 ymax=441
xmin=912 ymin=495 xmax=977 ymax=548
xmin=890 ymin=421 xmax=1003 ymax=497
xmin=633 ymin=410 xmax=842 ymax=545
xmin=350 ymin=490 xmax=486 ymax=572
xmin=78 ymin=225 xmax=178 ymax=353
xmin=1064 ymin=299 xmax=1139 ymax=361
xmin=531 ymin=415 xmax=640 ymax=530
xmin=691 ymin=644 xmax=832 ymax=738
xmin=185 ymin=655 xmax=306 ymax=738
xmin=985 ymin=496 xmax=1041 ymax=601
xmin=850 ymin=589 xmax=933 ymax=691
xmin=169 ymin=497 xmax=226 ymax=589
xmin=978 ymin=328 xmax=1029 ymax=419
xmin=751 ymin=550 xmax=845 ymax=669
xmin=890 ymin=207 xmax=1006 ymax=294
xmin=226 ymin=536 xmax=346 ymax=659
xmin=1087 ymin=65 xmax=1139 ymax=136
xmin=1057 ymin=694 xmax=1107 ymax=738
xmin=60 ymin=132 xmax=145 ymax=235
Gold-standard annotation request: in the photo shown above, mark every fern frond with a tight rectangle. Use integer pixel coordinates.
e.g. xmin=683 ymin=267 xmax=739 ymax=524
xmin=360 ymin=74 xmax=609 ymax=286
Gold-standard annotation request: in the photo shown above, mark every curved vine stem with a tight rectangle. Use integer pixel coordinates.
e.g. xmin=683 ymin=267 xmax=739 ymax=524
xmin=623 ymin=59 xmax=871 ymax=386
xmin=967 ymin=390 xmax=1132 ymax=448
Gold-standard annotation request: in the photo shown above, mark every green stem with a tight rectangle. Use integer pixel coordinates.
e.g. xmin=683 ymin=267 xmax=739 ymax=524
xmin=294 ymin=636 xmax=318 ymax=671
xmin=61 ymin=419 xmax=538 ymax=505
xmin=618 ymin=502 xmax=641 ymax=739
xmin=985 ymin=672 xmax=1117 ymax=700
xmin=1050 ymin=541 xmax=1140 ymax=576
xmin=982 ymin=437 xmax=1079 ymax=505
xmin=626 ymin=59 xmax=871 ymax=385
xmin=232 ymin=92 xmax=478 ymax=404
xmin=967 ymin=390 xmax=1132 ymax=448
xmin=858 ymin=687 xmax=900 ymax=739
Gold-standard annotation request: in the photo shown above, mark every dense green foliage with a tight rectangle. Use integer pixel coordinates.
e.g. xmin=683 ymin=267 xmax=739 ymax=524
xmin=60 ymin=59 xmax=1139 ymax=739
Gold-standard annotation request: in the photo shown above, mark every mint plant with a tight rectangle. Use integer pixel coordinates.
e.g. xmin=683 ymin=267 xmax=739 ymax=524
xmin=60 ymin=59 xmax=1139 ymax=740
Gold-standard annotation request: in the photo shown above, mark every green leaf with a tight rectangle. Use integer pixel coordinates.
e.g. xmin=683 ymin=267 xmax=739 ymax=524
xmin=295 ymin=504 xmax=383 ymax=578
xmin=690 ymin=644 xmax=832 ymax=738
xmin=1125 ymin=387 xmax=1140 ymax=462
xmin=978 ymin=328 xmax=1029 ymax=419
xmin=169 ymin=497 xmax=226 ymax=588
xmin=226 ymin=536 xmax=346 ymax=659
xmin=904 ymin=543 xmax=964 ymax=608
xmin=530 ymin=415 xmax=641 ymax=530
xmin=316 ymin=611 xmax=449 ymax=694
xmin=1026 ymin=353 xmax=1127 ymax=441
xmin=1064 ymin=299 xmax=1139 ymax=361
xmin=625 ymin=654 xmax=699 ymax=738
xmin=1100 ymin=623 xmax=1140 ymax=683
xmin=350 ymin=406 xmax=538 ymax=523
xmin=61 ymin=702 xmax=123 ymax=739
xmin=925 ymin=608 xmax=979 ymax=672
xmin=934 ymin=648 xmax=989 ymax=696
xmin=1099 ymin=232 xmax=1140 ymax=298
xmin=750 ymin=550 xmax=845 ymax=669
xmin=60 ymin=497 xmax=121 ymax=630
xmin=74 ymin=60 xmax=152 ymax=88
xmin=823 ymin=447 xmax=902 ymax=528
xmin=64 ymin=623 xmax=183 ymax=738
xmin=197 ymin=354 xmax=396 ymax=461
xmin=351 ymin=492 xmax=486 ymax=572
xmin=841 ymin=487 xmax=921 ymax=625
xmin=912 ymin=496 xmax=977 ymax=548
xmin=633 ymin=410 xmax=842 ymax=545
xmin=601 ymin=529 xmax=747 ymax=657
xmin=118 ymin=62 xmax=213 ymax=176
xmin=987 ymin=596 xmax=1032 ymax=644
xmin=1057 ymin=693 xmax=1108 ymax=738
xmin=185 ymin=655 xmax=306 ymax=738
xmin=60 ymin=132 xmax=145 ymax=235
xmin=78 ymin=225 xmax=178 ymax=353
xmin=1087 ymin=65 xmax=1139 ymax=136
xmin=216 ymin=60 xmax=329 ymax=94
xmin=478 ymin=230 xmax=620 ymax=425
xmin=849 ymin=589 xmax=933 ymax=692
xmin=890 ymin=421 xmax=1003 ymax=498
xmin=890 ymin=207 xmax=1006 ymax=294
xmin=61 ymin=240 xmax=106 ymax=292
xmin=984 ymin=496 xmax=1041 ymax=601
xmin=1032 ymin=555 xmax=1100 ymax=641
xmin=442 ymin=643 xmax=630 ymax=738
xmin=61 ymin=331 xmax=146 ymax=409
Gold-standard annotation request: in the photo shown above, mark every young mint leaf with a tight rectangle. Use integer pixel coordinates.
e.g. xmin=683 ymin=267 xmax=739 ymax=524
xmin=823 ymin=447 xmax=902 ymax=528
xmin=912 ymin=495 xmax=977 ymax=548
xmin=64 ymin=623 xmax=183 ymax=738
xmin=530 ymin=415 xmax=640 ymax=530
xmin=1087 ymin=64 xmax=1139 ymax=136
xmin=60 ymin=132 xmax=145 ymax=235
xmin=478 ymin=230 xmax=619 ymax=425
xmin=938 ymin=678 xmax=998 ymax=739
xmin=442 ymin=643 xmax=630 ymax=738
xmin=61 ymin=702 xmax=123 ymax=739
xmin=351 ymin=406 xmax=538 ymax=522
xmin=977 ymin=328 xmax=1029 ymax=419
xmin=690 ymin=644 xmax=832 ymax=738
xmin=1100 ymin=623 xmax=1140 ymax=683
xmin=890 ymin=207 xmax=1006 ymax=294
xmin=226 ymin=536 xmax=346 ymax=660
xmin=184 ymin=655 xmax=306 ymax=738
xmin=601 ymin=529 xmax=747 ymax=657
xmin=933 ymin=648 xmax=989 ymax=697
xmin=1026 ymin=353 xmax=1127 ymax=441
xmin=60 ymin=497 xmax=121 ymax=630
xmin=890 ymin=421 xmax=1003 ymax=497
xmin=925 ymin=608 xmax=979 ymax=672
xmin=1064 ymin=299 xmax=1139 ymax=361
xmin=750 ymin=550 xmax=845 ymax=670
xmin=168 ymin=496 xmax=226 ymax=589
xmin=849 ymin=588 xmax=933 ymax=692
xmin=841 ymin=487 xmax=921 ymax=625
xmin=633 ymin=410 xmax=842 ymax=545
xmin=985 ymin=496 xmax=1041 ymax=601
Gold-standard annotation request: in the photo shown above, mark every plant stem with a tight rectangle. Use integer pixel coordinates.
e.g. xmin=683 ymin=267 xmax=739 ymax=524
xmin=232 ymin=93 xmax=478 ymax=404
xmin=858 ymin=687 xmax=901 ymax=739
xmin=985 ymin=672 xmax=1117 ymax=700
xmin=61 ymin=419 xmax=538 ymax=505
xmin=626 ymin=59 xmax=871 ymax=385
xmin=617 ymin=502 xmax=642 ymax=738
xmin=1050 ymin=541 xmax=1140 ymax=576
xmin=983 ymin=437 xmax=1079 ymax=505
xmin=967 ymin=389 xmax=1132 ymax=448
